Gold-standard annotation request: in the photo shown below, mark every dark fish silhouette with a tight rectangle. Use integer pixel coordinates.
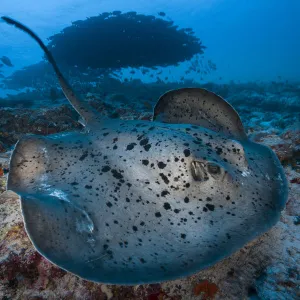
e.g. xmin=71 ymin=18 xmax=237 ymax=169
xmin=0 ymin=56 xmax=13 ymax=67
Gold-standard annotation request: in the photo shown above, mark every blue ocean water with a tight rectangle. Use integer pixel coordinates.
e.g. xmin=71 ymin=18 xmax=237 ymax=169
xmin=0 ymin=1 xmax=299 ymax=299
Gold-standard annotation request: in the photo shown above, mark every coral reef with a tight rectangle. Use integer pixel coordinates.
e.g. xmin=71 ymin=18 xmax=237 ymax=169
xmin=0 ymin=105 xmax=82 ymax=151
xmin=47 ymin=11 xmax=204 ymax=70
xmin=2 ymin=62 xmax=56 ymax=91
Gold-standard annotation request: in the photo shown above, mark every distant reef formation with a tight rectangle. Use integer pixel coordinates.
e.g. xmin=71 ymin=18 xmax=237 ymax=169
xmin=2 ymin=11 xmax=206 ymax=90
xmin=46 ymin=11 xmax=205 ymax=70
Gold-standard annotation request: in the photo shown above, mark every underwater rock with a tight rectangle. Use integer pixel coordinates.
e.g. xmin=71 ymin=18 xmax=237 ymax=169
xmin=46 ymin=12 xmax=204 ymax=70
xmin=86 ymin=92 xmax=98 ymax=100
xmin=0 ymin=105 xmax=82 ymax=148
xmin=0 ymin=141 xmax=6 ymax=153
xmin=2 ymin=61 xmax=55 ymax=90
xmin=256 ymin=134 xmax=293 ymax=162
xmin=0 ymin=154 xmax=9 ymax=193
xmin=87 ymin=92 xmax=150 ymax=120
xmin=285 ymin=167 xmax=300 ymax=217
xmin=253 ymin=129 xmax=300 ymax=166
xmin=106 ymin=93 xmax=132 ymax=106
xmin=290 ymin=177 xmax=300 ymax=184
xmin=255 ymin=264 xmax=299 ymax=300
xmin=227 ymin=89 xmax=300 ymax=113
xmin=193 ymin=280 xmax=219 ymax=298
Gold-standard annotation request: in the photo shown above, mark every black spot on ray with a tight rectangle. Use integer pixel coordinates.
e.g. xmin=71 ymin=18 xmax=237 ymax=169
xmin=159 ymin=173 xmax=169 ymax=184
xmin=142 ymin=159 xmax=149 ymax=166
xmin=161 ymin=190 xmax=170 ymax=197
xmin=111 ymin=169 xmax=123 ymax=179
xmin=140 ymin=138 xmax=149 ymax=146
xmin=102 ymin=166 xmax=111 ymax=172
xmin=126 ymin=143 xmax=137 ymax=150
xmin=79 ymin=151 xmax=88 ymax=161
xmin=206 ymin=204 xmax=215 ymax=211
xmin=163 ymin=202 xmax=171 ymax=210
xmin=158 ymin=161 xmax=167 ymax=169
xmin=183 ymin=149 xmax=190 ymax=157
xmin=144 ymin=144 xmax=151 ymax=151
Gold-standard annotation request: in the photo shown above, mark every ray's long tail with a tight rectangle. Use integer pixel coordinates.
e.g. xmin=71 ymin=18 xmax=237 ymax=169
xmin=1 ymin=16 xmax=98 ymax=125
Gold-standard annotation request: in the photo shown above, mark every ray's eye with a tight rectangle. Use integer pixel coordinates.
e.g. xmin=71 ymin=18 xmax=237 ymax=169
xmin=207 ymin=162 xmax=221 ymax=175
xmin=191 ymin=161 xmax=209 ymax=181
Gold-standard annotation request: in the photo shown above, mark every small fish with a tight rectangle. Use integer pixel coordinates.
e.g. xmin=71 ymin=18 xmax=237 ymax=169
xmin=0 ymin=56 xmax=13 ymax=67
xmin=158 ymin=12 xmax=166 ymax=17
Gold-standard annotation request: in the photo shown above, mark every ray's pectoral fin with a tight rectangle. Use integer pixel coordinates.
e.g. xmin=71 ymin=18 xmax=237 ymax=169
xmin=20 ymin=193 xmax=96 ymax=274
xmin=153 ymin=88 xmax=247 ymax=140
xmin=7 ymin=135 xmax=48 ymax=194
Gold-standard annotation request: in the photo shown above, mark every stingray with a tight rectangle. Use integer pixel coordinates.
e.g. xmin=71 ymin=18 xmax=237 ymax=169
xmin=3 ymin=16 xmax=288 ymax=285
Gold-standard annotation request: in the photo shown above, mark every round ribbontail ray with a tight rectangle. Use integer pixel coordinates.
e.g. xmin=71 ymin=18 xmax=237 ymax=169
xmin=3 ymin=16 xmax=288 ymax=285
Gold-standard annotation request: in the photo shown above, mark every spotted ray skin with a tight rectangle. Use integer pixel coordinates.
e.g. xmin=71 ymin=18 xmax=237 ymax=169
xmin=3 ymin=16 xmax=288 ymax=284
